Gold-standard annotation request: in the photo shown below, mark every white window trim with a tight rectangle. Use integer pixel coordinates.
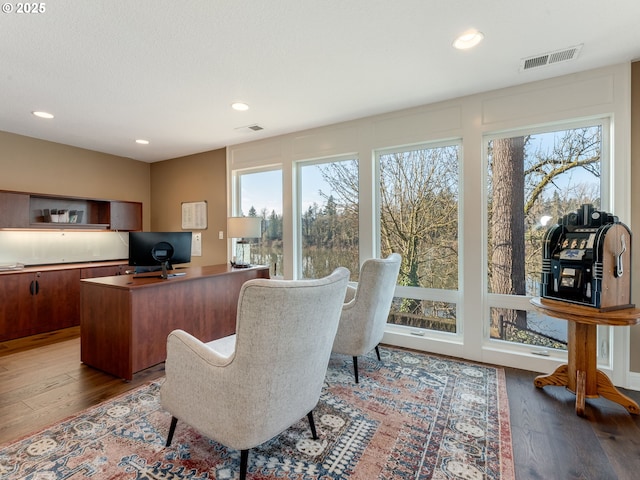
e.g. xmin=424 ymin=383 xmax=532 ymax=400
xmin=295 ymin=154 xmax=359 ymax=279
xmin=479 ymin=116 xmax=632 ymax=380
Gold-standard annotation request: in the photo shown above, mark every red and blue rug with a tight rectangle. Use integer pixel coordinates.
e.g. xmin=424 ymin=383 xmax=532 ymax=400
xmin=0 ymin=347 xmax=514 ymax=479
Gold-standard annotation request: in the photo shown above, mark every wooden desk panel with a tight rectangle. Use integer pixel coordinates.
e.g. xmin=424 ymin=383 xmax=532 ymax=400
xmin=80 ymin=265 xmax=269 ymax=380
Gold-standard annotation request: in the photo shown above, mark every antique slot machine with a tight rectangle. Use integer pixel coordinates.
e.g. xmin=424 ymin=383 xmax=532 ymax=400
xmin=541 ymin=204 xmax=633 ymax=310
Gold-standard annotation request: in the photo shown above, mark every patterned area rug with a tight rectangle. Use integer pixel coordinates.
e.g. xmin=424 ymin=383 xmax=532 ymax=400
xmin=0 ymin=347 xmax=514 ymax=479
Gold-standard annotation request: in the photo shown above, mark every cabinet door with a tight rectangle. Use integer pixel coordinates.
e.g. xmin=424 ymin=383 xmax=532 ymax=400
xmin=0 ymin=192 xmax=29 ymax=228
xmin=0 ymin=273 xmax=36 ymax=341
xmin=33 ymin=269 xmax=81 ymax=331
xmin=110 ymin=201 xmax=142 ymax=231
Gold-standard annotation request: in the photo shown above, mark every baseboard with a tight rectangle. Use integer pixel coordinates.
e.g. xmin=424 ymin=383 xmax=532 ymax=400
xmin=628 ymin=371 xmax=640 ymax=391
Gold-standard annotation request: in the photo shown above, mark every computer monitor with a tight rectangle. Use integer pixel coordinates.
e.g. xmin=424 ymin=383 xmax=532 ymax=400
xmin=128 ymin=231 xmax=192 ymax=278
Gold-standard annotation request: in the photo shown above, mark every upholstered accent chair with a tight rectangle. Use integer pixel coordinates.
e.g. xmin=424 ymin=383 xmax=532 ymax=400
xmin=160 ymin=267 xmax=350 ymax=480
xmin=332 ymin=253 xmax=401 ymax=383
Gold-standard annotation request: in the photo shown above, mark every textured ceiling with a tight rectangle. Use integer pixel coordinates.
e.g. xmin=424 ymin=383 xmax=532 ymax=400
xmin=1 ymin=0 xmax=640 ymax=162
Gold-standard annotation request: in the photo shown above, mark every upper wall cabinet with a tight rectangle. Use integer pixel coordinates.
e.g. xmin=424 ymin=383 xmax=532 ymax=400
xmin=0 ymin=190 xmax=142 ymax=231
xmin=0 ymin=191 xmax=30 ymax=228
xmin=109 ymin=200 xmax=142 ymax=231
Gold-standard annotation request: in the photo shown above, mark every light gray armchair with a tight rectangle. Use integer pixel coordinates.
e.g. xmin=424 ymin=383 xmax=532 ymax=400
xmin=332 ymin=253 xmax=401 ymax=383
xmin=160 ymin=267 xmax=350 ymax=480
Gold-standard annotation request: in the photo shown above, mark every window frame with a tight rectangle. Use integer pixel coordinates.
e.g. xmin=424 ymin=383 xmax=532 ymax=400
xmin=481 ymin=116 xmax=613 ymax=364
xmin=231 ymin=165 xmax=284 ymax=276
xmin=295 ymin=154 xmax=360 ymax=280
xmin=374 ymin=138 xmax=463 ymax=338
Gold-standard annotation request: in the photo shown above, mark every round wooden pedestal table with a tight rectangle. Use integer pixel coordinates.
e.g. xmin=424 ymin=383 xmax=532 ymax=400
xmin=530 ymin=297 xmax=640 ymax=417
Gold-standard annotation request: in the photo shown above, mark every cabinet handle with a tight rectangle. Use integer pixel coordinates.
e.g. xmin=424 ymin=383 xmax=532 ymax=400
xmin=29 ymin=280 xmax=35 ymax=295
xmin=35 ymin=280 xmax=40 ymax=295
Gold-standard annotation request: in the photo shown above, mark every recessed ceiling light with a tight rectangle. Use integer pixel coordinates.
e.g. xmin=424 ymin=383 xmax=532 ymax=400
xmin=453 ymin=30 xmax=484 ymax=50
xmin=231 ymin=102 xmax=249 ymax=111
xmin=32 ymin=111 xmax=54 ymax=119
xmin=135 ymin=139 xmax=150 ymax=145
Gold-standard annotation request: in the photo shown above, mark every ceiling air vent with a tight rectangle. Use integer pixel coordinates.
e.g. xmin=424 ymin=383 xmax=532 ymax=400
xmin=520 ymin=44 xmax=583 ymax=72
xmin=235 ymin=124 xmax=264 ymax=133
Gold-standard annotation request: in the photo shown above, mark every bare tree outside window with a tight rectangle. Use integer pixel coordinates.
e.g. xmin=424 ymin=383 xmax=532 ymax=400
xmin=487 ymin=125 xmax=602 ymax=348
xmin=236 ymin=124 xmax=601 ymax=346
xmin=379 ymin=147 xmax=459 ymax=289
xmin=378 ymin=146 xmax=459 ymax=330
xmin=317 ymin=145 xmax=460 ymax=332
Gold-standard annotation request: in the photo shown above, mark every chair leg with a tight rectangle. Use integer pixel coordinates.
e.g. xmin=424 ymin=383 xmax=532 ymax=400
xmin=375 ymin=345 xmax=381 ymax=361
xmin=307 ymin=411 xmax=318 ymax=440
xmin=166 ymin=416 xmax=178 ymax=447
xmin=240 ymin=449 xmax=249 ymax=480
xmin=352 ymin=356 xmax=359 ymax=383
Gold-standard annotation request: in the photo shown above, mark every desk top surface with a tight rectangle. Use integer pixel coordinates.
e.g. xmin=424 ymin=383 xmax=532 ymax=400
xmin=530 ymin=297 xmax=640 ymax=326
xmin=80 ymin=263 xmax=269 ymax=290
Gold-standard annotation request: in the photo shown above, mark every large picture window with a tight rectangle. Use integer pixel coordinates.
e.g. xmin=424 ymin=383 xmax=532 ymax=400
xmin=236 ymin=168 xmax=283 ymax=277
xmin=377 ymin=143 xmax=460 ymax=333
xmin=298 ymin=158 xmax=359 ymax=280
xmin=486 ymin=122 xmax=605 ymax=349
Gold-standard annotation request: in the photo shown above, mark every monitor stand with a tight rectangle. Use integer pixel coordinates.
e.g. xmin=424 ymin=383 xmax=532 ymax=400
xmin=133 ymin=261 xmax=186 ymax=279
xmin=160 ymin=260 xmax=169 ymax=279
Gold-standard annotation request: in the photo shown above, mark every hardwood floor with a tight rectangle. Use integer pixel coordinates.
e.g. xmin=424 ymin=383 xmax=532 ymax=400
xmin=2 ymin=328 xmax=640 ymax=479
xmin=0 ymin=327 xmax=164 ymax=444
xmin=506 ymin=366 xmax=640 ymax=480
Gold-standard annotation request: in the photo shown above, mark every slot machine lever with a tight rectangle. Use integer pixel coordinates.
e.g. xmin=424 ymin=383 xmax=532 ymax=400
xmin=615 ymin=234 xmax=626 ymax=278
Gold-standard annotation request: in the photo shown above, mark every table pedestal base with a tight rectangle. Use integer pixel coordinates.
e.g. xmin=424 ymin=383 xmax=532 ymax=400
xmin=529 ymin=297 xmax=640 ymax=417
xmin=535 ymin=364 xmax=640 ymax=416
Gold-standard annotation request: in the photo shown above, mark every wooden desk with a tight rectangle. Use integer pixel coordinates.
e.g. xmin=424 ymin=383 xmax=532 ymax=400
xmin=530 ymin=297 xmax=640 ymax=416
xmin=80 ymin=264 xmax=269 ymax=380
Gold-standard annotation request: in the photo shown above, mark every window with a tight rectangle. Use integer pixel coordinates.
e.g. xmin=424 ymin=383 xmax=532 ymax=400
xmin=377 ymin=142 xmax=460 ymax=333
xmin=298 ymin=158 xmax=359 ymax=280
xmin=236 ymin=168 xmax=283 ymax=277
xmin=226 ymin=67 xmax=630 ymax=382
xmin=486 ymin=122 xmax=605 ymax=349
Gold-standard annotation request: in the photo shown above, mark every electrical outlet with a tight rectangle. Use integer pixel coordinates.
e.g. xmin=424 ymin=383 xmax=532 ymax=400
xmin=192 ymin=232 xmax=202 ymax=256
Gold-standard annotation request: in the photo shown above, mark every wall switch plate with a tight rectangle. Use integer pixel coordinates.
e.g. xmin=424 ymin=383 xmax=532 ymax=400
xmin=192 ymin=232 xmax=202 ymax=256
xmin=218 ymin=230 xmax=224 ymax=240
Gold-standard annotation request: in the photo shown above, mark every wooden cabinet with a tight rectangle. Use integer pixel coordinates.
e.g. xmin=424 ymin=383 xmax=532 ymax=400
xmin=81 ymin=264 xmax=128 ymax=278
xmin=110 ymin=201 xmax=142 ymax=231
xmin=0 ymin=191 xmax=29 ymax=228
xmin=0 ymin=262 xmax=128 ymax=342
xmin=0 ymin=273 xmax=35 ymax=340
xmin=0 ymin=190 xmax=142 ymax=231
xmin=33 ymin=269 xmax=81 ymax=332
xmin=0 ymin=269 xmax=81 ymax=341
